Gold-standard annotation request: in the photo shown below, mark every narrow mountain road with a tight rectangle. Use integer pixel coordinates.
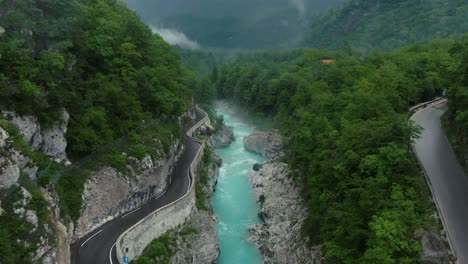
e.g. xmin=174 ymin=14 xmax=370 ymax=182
xmin=71 ymin=112 xmax=203 ymax=264
xmin=412 ymin=100 xmax=468 ymax=264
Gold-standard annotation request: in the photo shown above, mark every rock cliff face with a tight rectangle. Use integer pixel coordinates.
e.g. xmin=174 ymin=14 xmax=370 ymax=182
xmin=2 ymin=109 xmax=70 ymax=163
xmin=74 ymin=141 xmax=182 ymax=239
xmin=243 ymin=131 xmax=282 ymax=160
xmin=209 ymin=126 xmax=235 ymax=148
xmin=245 ymin=131 xmax=322 ymax=264
xmin=0 ymin=123 xmax=59 ymax=263
xmin=419 ymin=231 xmax=450 ymax=264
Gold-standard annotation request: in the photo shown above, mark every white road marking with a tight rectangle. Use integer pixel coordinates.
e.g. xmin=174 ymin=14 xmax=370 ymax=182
xmin=80 ymin=229 xmax=103 ymax=248
xmin=155 ymin=190 xmax=167 ymax=200
xmin=109 ymin=242 xmax=116 ymax=264
xmin=121 ymin=207 xmax=141 ymax=218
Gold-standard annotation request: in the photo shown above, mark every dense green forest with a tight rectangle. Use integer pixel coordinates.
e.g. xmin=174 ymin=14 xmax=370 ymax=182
xmin=0 ymin=0 xmax=190 ymax=157
xmin=305 ymin=0 xmax=468 ymax=52
xmin=0 ymin=0 xmax=193 ymax=260
xmin=445 ymin=37 xmax=468 ymax=171
xmin=214 ymin=37 xmax=467 ymax=263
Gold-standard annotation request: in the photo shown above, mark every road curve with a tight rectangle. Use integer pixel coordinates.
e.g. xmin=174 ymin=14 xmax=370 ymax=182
xmin=71 ymin=111 xmax=204 ymax=264
xmin=411 ymin=100 xmax=468 ymax=264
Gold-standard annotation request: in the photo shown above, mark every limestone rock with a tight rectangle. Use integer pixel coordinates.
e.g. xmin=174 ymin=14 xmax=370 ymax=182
xmin=249 ymin=162 xmax=322 ymax=264
xmin=3 ymin=109 xmax=69 ymax=163
xmin=140 ymin=154 xmax=154 ymax=169
xmin=16 ymin=187 xmax=32 ymax=207
xmin=25 ymin=210 xmax=39 ymax=228
xmin=209 ymin=125 xmax=235 ymax=148
xmin=0 ymin=200 xmax=4 ymax=216
xmin=247 ymin=131 xmax=322 ymax=264
xmin=0 ymin=155 xmax=20 ymax=189
xmin=24 ymin=166 xmax=39 ymax=181
xmin=74 ymin=141 xmax=181 ymax=240
xmin=40 ymin=109 xmax=69 ymax=162
xmin=243 ymin=131 xmax=282 ymax=160
xmin=3 ymin=111 xmax=40 ymax=144
xmin=0 ymin=127 xmax=9 ymax=148
xmin=421 ymin=232 xmax=450 ymax=264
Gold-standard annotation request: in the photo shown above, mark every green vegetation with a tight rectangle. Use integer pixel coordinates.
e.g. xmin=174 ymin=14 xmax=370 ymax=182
xmin=58 ymin=121 xmax=181 ymax=221
xmin=131 ymin=224 xmax=199 ymax=264
xmin=0 ymin=0 xmax=190 ymax=158
xmin=131 ymin=233 xmax=175 ymax=264
xmin=0 ymin=118 xmax=56 ymax=263
xmin=1 ymin=0 xmax=193 ymax=223
xmin=0 ymin=177 xmax=53 ymax=264
xmin=195 ymin=144 xmax=216 ymax=211
xmin=213 ymin=37 xmax=467 ymax=263
xmin=305 ymin=0 xmax=468 ymax=52
xmin=444 ymin=36 xmax=468 ymax=172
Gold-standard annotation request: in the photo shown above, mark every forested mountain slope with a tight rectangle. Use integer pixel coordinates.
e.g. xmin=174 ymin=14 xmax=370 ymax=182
xmin=305 ymin=0 xmax=468 ymax=52
xmin=0 ymin=0 xmax=191 ymax=262
xmin=214 ymin=36 xmax=467 ymax=263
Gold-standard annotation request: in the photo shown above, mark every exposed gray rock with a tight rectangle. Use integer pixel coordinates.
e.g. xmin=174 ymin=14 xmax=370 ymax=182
xmin=0 ymin=26 xmax=5 ymax=35
xmin=3 ymin=111 xmax=39 ymax=144
xmin=0 ymin=200 xmax=4 ymax=216
xmin=74 ymin=141 xmax=182 ymax=240
xmin=249 ymin=162 xmax=322 ymax=264
xmin=246 ymin=131 xmax=321 ymax=264
xmin=253 ymin=163 xmax=263 ymax=171
xmin=243 ymin=131 xmax=282 ymax=161
xmin=25 ymin=210 xmax=39 ymax=229
xmin=3 ymin=109 xmax=69 ymax=163
xmin=19 ymin=186 xmax=32 ymax=205
xmin=0 ymin=127 xmax=9 ymax=147
xmin=24 ymin=165 xmax=39 ymax=181
xmin=209 ymin=125 xmax=235 ymax=148
xmin=420 ymin=232 xmax=450 ymax=264
xmin=41 ymin=189 xmax=71 ymax=264
xmin=0 ymin=155 xmax=20 ymax=189
xmin=14 ymin=207 xmax=26 ymax=216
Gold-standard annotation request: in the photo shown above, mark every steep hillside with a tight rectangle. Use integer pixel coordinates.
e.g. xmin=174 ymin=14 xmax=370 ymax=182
xmin=0 ymin=0 xmax=192 ymax=262
xmin=305 ymin=0 xmax=468 ymax=52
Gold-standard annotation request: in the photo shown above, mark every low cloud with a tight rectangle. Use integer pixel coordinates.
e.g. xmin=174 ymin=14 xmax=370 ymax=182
xmin=150 ymin=26 xmax=200 ymax=50
xmin=289 ymin=0 xmax=306 ymax=17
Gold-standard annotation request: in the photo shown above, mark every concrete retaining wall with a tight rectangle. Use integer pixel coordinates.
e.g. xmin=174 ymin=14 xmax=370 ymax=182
xmin=115 ymin=106 xmax=209 ymax=263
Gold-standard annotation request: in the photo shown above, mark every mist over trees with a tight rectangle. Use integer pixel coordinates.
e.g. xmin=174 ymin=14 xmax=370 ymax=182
xmin=124 ymin=0 xmax=345 ymax=49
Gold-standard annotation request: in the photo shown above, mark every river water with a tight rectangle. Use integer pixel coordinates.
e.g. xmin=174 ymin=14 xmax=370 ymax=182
xmin=213 ymin=107 xmax=264 ymax=264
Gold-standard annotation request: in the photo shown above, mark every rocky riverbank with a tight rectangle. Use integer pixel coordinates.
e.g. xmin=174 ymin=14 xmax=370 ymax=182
xmin=170 ymin=125 xmax=235 ymax=263
xmin=209 ymin=125 xmax=235 ymax=148
xmin=244 ymin=131 xmax=322 ymax=264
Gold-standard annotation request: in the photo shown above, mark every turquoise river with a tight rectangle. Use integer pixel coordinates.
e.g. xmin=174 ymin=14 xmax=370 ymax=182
xmin=213 ymin=107 xmax=264 ymax=264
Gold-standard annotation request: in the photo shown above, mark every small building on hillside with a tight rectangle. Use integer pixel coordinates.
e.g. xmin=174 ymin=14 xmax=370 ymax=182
xmin=321 ymin=59 xmax=336 ymax=64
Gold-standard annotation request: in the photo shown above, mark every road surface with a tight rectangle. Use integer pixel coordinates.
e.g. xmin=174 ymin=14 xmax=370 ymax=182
xmin=412 ymin=100 xmax=468 ymax=263
xmin=71 ymin=115 xmax=203 ymax=264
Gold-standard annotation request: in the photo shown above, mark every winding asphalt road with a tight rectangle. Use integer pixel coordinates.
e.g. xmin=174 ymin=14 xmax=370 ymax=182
xmin=412 ymin=100 xmax=468 ymax=263
xmin=71 ymin=115 xmax=202 ymax=264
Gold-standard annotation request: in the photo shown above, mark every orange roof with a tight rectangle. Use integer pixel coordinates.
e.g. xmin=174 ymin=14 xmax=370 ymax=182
xmin=321 ymin=59 xmax=335 ymax=64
